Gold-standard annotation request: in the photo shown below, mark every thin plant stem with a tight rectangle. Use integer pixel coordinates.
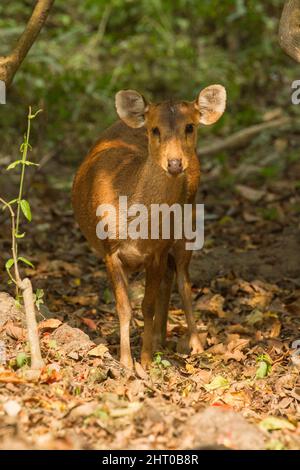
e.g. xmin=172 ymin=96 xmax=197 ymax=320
xmin=0 ymin=107 xmax=44 ymax=371
xmin=15 ymin=106 xmax=32 ymax=245
xmin=0 ymin=198 xmax=20 ymax=284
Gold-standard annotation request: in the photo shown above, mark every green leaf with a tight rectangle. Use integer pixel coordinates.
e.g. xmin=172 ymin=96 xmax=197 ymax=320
xmin=256 ymin=353 xmax=272 ymax=378
xmin=103 ymin=288 xmax=112 ymax=304
xmin=35 ymin=288 xmax=44 ymax=300
xmin=154 ymin=352 xmax=162 ymax=365
xmin=5 ymin=258 xmax=15 ymax=270
xmin=20 ymin=199 xmax=32 ymax=221
xmin=24 ymin=161 xmax=39 ymax=167
xmin=20 ymin=142 xmax=32 ymax=153
xmin=16 ymin=352 xmax=28 ymax=369
xmin=6 ymin=160 xmax=23 ymax=170
xmin=256 ymin=361 xmax=269 ymax=379
xmin=257 ymin=353 xmax=272 ymax=364
xmin=161 ymin=359 xmax=171 ymax=368
xmin=15 ymin=231 xmax=25 ymax=239
xmin=246 ymin=309 xmax=263 ymax=326
xmin=18 ymin=257 xmax=34 ymax=268
xmin=34 ymin=288 xmax=44 ymax=310
xmin=48 ymin=339 xmax=57 ymax=349
xmin=265 ymin=439 xmax=285 ymax=450
xmin=204 ymin=375 xmax=230 ymax=391
xmin=15 ymin=295 xmax=22 ymax=309
xmin=29 ymin=109 xmax=43 ymax=120
xmin=259 ymin=417 xmax=296 ymax=432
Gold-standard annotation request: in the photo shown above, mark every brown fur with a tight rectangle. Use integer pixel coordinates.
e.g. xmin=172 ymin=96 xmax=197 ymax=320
xmin=72 ymin=90 xmax=225 ymax=369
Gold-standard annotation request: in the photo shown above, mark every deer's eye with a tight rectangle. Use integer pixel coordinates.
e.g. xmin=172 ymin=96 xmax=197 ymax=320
xmin=152 ymin=127 xmax=160 ymax=137
xmin=185 ymin=123 xmax=194 ymax=134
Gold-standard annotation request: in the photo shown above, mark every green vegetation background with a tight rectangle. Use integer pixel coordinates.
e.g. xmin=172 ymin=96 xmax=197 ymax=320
xmin=0 ymin=0 xmax=298 ymax=162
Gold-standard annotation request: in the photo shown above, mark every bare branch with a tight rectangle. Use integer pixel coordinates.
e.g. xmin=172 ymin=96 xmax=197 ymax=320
xmin=279 ymin=0 xmax=300 ymax=62
xmin=198 ymin=116 xmax=292 ymax=156
xmin=19 ymin=277 xmax=44 ymax=370
xmin=0 ymin=0 xmax=54 ymax=87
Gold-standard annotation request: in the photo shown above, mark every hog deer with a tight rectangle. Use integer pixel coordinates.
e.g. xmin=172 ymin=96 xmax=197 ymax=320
xmin=72 ymin=86 xmax=226 ymax=369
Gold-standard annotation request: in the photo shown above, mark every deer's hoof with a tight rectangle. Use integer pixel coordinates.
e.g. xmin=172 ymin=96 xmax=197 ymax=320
xmin=120 ymin=355 xmax=134 ymax=370
xmin=141 ymin=351 xmax=153 ymax=369
xmin=189 ymin=333 xmax=204 ymax=355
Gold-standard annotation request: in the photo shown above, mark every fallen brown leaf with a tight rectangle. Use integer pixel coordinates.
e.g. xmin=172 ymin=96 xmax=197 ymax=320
xmin=38 ymin=318 xmax=62 ymax=331
xmin=5 ymin=322 xmax=26 ymax=341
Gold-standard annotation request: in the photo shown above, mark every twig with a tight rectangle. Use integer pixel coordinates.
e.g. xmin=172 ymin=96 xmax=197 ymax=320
xmin=198 ymin=116 xmax=292 ymax=156
xmin=0 ymin=0 xmax=55 ymax=87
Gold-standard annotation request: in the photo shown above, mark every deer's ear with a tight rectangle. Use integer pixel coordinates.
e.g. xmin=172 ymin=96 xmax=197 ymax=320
xmin=115 ymin=90 xmax=148 ymax=128
xmin=195 ymin=85 xmax=226 ymax=125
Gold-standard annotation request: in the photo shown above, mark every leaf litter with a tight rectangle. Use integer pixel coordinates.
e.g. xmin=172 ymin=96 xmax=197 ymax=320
xmin=0 ymin=146 xmax=300 ymax=450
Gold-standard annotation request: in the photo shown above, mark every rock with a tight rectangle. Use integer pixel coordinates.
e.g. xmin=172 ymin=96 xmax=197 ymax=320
xmin=181 ymin=407 xmax=265 ymax=450
xmin=3 ymin=399 xmax=21 ymax=417
xmin=51 ymin=323 xmax=94 ymax=356
xmin=0 ymin=292 xmax=23 ymax=328
xmin=236 ymin=184 xmax=265 ymax=202
xmin=69 ymin=402 xmax=98 ymax=418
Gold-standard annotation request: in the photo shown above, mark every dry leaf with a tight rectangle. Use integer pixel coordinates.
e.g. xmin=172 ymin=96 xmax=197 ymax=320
xmin=38 ymin=318 xmax=62 ymax=331
xmin=37 ymin=260 xmax=81 ymax=277
xmin=185 ymin=363 xmax=197 ymax=374
xmin=134 ymin=361 xmax=148 ymax=380
xmin=259 ymin=416 xmax=296 ymax=432
xmin=64 ymin=294 xmax=99 ymax=307
xmin=236 ymin=184 xmax=265 ymax=202
xmin=0 ymin=370 xmax=26 ymax=384
xmin=285 ymin=300 xmax=300 ymax=316
xmin=205 ymin=375 xmax=230 ymax=391
xmin=270 ymin=320 xmax=281 ymax=338
xmin=195 ymin=293 xmax=226 ymax=318
xmin=88 ymin=344 xmax=109 ymax=358
xmin=81 ymin=318 xmax=98 ymax=331
xmin=5 ymin=322 xmax=26 ymax=341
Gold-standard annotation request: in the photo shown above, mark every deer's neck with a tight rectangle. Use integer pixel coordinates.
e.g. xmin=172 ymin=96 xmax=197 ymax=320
xmin=133 ymin=157 xmax=187 ymax=207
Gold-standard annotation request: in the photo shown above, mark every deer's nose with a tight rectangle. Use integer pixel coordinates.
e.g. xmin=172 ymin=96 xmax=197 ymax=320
xmin=167 ymin=159 xmax=183 ymax=175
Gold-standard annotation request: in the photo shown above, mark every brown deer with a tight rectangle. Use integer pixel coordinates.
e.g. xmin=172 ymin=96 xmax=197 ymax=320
xmin=72 ymin=86 xmax=226 ymax=369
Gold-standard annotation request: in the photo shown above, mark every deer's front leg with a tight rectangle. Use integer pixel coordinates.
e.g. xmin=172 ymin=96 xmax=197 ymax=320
xmin=174 ymin=244 xmax=204 ymax=355
xmin=105 ymin=253 xmax=133 ymax=369
xmin=153 ymin=254 xmax=175 ymax=351
xmin=141 ymin=259 xmax=166 ymax=368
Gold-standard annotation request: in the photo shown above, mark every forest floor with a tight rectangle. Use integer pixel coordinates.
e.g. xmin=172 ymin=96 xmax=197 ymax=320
xmin=0 ymin=130 xmax=300 ymax=450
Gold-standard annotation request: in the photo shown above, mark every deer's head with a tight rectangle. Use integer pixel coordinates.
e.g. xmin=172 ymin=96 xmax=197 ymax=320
xmin=115 ymin=86 xmax=226 ymax=176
